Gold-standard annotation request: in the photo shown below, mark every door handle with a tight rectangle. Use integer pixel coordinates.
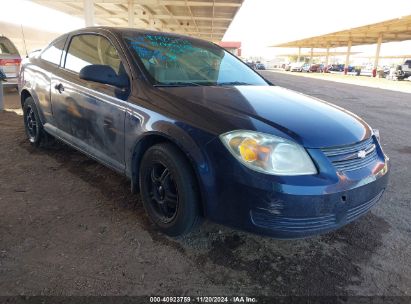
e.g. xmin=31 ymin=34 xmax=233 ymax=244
xmin=54 ymin=83 xmax=64 ymax=93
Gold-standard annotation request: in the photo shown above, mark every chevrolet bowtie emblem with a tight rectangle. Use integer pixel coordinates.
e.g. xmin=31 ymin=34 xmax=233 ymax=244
xmin=357 ymin=144 xmax=376 ymax=159
xmin=357 ymin=150 xmax=367 ymax=159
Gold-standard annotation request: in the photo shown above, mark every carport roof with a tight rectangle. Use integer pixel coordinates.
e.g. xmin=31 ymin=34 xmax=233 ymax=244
xmin=33 ymin=0 xmax=244 ymax=41
xmin=271 ymin=15 xmax=411 ymax=48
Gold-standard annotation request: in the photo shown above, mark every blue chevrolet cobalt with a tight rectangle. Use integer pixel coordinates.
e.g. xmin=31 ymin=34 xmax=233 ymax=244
xmin=19 ymin=27 xmax=389 ymax=238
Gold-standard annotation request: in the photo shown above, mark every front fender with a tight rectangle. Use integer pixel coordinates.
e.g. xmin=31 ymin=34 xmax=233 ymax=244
xmin=124 ymin=106 xmax=216 ymax=216
xmin=20 ymin=87 xmax=47 ymax=124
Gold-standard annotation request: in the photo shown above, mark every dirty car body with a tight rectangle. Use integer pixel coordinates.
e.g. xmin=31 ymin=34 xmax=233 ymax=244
xmin=19 ymin=27 xmax=389 ymax=238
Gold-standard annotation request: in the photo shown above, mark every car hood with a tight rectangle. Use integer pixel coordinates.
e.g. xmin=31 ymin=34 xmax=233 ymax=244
xmin=157 ymin=85 xmax=371 ymax=148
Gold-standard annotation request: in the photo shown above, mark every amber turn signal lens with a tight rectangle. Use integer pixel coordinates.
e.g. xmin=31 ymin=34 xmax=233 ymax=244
xmin=238 ymin=138 xmax=258 ymax=162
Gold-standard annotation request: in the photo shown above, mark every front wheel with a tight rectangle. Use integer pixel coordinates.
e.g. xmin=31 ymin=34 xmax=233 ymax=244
xmin=139 ymin=143 xmax=201 ymax=236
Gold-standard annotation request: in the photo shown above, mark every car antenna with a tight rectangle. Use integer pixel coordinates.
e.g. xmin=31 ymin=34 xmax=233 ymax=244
xmin=20 ymin=24 xmax=28 ymax=58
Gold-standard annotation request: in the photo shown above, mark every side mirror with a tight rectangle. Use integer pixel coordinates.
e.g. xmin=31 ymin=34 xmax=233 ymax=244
xmin=79 ymin=64 xmax=129 ymax=88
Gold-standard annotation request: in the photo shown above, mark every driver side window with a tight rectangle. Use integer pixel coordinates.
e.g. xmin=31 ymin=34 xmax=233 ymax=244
xmin=64 ymin=34 xmax=129 ymax=99
xmin=65 ymin=34 xmax=122 ymax=75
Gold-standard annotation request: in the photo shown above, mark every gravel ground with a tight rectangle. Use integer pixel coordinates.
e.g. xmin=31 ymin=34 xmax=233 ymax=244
xmin=0 ymin=74 xmax=410 ymax=296
xmin=269 ymin=69 xmax=411 ymax=94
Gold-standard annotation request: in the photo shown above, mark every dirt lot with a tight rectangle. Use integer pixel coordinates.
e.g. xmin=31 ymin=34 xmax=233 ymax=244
xmin=0 ymin=75 xmax=410 ymax=296
xmin=270 ymin=69 xmax=411 ymax=94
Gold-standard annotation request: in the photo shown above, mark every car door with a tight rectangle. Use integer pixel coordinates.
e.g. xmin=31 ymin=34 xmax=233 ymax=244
xmin=51 ymin=33 xmax=130 ymax=172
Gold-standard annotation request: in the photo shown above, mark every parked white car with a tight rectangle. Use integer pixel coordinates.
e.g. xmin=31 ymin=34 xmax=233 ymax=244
xmin=290 ymin=62 xmax=305 ymax=72
xmin=359 ymin=65 xmax=374 ymax=77
xmin=0 ymin=36 xmax=21 ymax=89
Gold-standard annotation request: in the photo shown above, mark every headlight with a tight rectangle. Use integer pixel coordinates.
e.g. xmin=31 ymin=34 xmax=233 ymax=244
xmin=220 ymin=130 xmax=317 ymax=176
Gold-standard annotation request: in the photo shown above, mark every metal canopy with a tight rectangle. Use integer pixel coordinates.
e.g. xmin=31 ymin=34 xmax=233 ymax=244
xmin=272 ymin=15 xmax=411 ymax=48
xmin=33 ymin=0 xmax=244 ymax=41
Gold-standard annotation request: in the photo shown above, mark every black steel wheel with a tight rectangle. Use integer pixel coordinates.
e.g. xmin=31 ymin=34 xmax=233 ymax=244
xmin=148 ymin=162 xmax=179 ymax=223
xmin=25 ymin=104 xmax=38 ymax=142
xmin=139 ymin=143 xmax=201 ymax=236
xmin=23 ymin=97 xmax=52 ymax=147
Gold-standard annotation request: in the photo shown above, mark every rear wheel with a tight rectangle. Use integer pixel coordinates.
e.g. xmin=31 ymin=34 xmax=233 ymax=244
xmin=139 ymin=143 xmax=201 ymax=236
xmin=23 ymin=97 xmax=52 ymax=147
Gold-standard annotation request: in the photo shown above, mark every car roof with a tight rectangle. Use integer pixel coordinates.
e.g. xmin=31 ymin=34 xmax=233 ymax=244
xmin=68 ymin=26 xmax=213 ymax=45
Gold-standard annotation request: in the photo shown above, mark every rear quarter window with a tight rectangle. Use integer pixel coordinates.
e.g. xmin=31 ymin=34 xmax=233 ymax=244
xmin=40 ymin=37 xmax=67 ymax=66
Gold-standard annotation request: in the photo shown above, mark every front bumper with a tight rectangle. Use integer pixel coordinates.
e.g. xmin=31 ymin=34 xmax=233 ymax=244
xmin=204 ymin=137 xmax=390 ymax=239
xmin=248 ymin=170 xmax=389 ymax=238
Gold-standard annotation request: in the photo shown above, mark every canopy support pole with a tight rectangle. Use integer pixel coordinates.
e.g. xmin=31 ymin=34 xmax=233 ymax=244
xmin=128 ymin=0 xmax=134 ymax=27
xmin=324 ymin=47 xmax=330 ymax=73
xmin=373 ymin=34 xmax=383 ymax=77
xmin=309 ymin=48 xmax=313 ymax=65
xmin=84 ymin=0 xmax=95 ymax=27
xmin=344 ymin=40 xmax=352 ymax=75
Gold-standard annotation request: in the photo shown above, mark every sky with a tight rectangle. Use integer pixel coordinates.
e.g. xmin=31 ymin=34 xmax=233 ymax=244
xmin=224 ymin=0 xmax=411 ymax=59
xmin=0 ymin=0 xmax=84 ymax=34
xmin=1 ymin=0 xmax=411 ymax=61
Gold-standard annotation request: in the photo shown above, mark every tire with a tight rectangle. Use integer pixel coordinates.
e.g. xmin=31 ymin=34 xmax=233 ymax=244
xmin=23 ymin=97 xmax=52 ymax=147
xmin=139 ymin=143 xmax=201 ymax=236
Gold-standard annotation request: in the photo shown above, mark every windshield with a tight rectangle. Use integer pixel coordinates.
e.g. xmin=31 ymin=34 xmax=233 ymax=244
xmin=123 ymin=33 xmax=268 ymax=87
xmin=0 ymin=37 xmax=19 ymax=55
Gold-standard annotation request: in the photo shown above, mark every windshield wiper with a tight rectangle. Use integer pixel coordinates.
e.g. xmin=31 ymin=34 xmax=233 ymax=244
xmin=217 ymin=81 xmax=252 ymax=86
xmin=154 ymin=81 xmax=203 ymax=87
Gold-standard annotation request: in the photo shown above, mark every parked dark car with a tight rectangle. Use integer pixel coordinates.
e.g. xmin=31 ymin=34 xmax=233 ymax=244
xmin=327 ymin=64 xmax=344 ymax=72
xmin=396 ymin=60 xmax=411 ymax=80
xmin=245 ymin=61 xmax=256 ymax=69
xmin=255 ymin=63 xmax=266 ymax=70
xmin=309 ymin=64 xmax=324 ymax=73
xmin=347 ymin=65 xmax=356 ymax=73
xmin=327 ymin=64 xmax=355 ymax=73
xmin=19 ymin=27 xmax=389 ymax=238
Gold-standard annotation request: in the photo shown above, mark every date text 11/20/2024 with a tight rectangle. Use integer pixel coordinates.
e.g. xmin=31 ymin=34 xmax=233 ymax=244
xmin=149 ymin=296 xmax=257 ymax=303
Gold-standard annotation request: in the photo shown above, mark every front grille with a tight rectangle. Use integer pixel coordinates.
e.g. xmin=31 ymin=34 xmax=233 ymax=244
xmin=347 ymin=189 xmax=384 ymax=222
xmin=321 ymin=137 xmax=378 ymax=172
xmin=251 ymin=211 xmax=337 ymax=232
